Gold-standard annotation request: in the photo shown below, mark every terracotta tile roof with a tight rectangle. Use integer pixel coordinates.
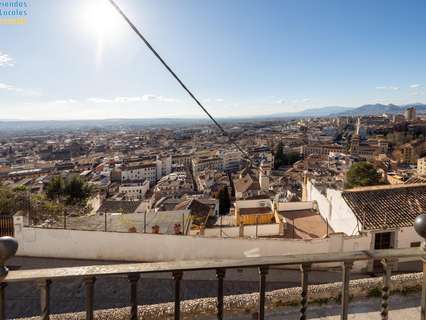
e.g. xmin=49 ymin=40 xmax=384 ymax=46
xmin=342 ymin=183 xmax=426 ymax=230
xmin=405 ymin=176 xmax=426 ymax=184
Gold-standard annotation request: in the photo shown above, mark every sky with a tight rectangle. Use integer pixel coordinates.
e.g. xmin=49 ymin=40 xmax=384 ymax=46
xmin=0 ymin=0 xmax=426 ymax=120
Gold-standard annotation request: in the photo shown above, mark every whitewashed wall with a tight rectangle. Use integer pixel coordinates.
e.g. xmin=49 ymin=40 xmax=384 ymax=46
xmin=13 ymin=216 xmax=360 ymax=264
xmin=201 ymin=223 xmax=281 ymax=238
xmin=306 ymin=180 xmax=358 ymax=236
xmin=13 ymin=216 xmax=418 ymax=271
xmin=277 ymin=201 xmax=314 ymax=212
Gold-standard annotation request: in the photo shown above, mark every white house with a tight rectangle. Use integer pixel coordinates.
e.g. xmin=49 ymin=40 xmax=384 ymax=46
xmin=118 ymin=180 xmax=150 ymax=200
xmin=305 ymin=179 xmax=426 ymax=253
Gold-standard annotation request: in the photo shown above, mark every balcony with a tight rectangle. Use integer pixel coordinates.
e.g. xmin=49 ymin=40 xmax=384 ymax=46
xmin=1 ymin=215 xmax=426 ymax=320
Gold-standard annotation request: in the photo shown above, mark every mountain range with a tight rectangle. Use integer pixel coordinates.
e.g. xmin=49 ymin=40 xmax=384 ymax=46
xmin=1 ymin=103 xmax=425 ymax=132
xmin=264 ymin=103 xmax=426 ymax=118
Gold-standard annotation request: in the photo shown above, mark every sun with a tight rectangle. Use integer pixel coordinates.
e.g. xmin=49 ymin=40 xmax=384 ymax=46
xmin=82 ymin=0 xmax=121 ymax=38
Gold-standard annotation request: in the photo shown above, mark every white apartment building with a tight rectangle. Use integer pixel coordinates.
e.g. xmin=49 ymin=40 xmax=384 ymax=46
xmin=221 ymin=150 xmax=242 ymax=172
xmin=172 ymin=154 xmax=192 ymax=168
xmin=157 ymin=155 xmax=172 ymax=178
xmin=154 ymin=172 xmax=194 ymax=199
xmin=121 ymin=163 xmax=157 ymax=185
xmin=418 ymin=157 xmax=426 ymax=175
xmin=119 ymin=180 xmax=150 ymax=200
xmin=192 ymin=155 xmax=223 ymax=174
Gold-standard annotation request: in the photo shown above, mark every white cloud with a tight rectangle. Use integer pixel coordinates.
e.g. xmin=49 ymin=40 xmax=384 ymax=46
xmin=87 ymin=97 xmax=114 ymax=103
xmin=0 ymin=83 xmax=15 ymax=91
xmin=0 ymin=82 xmax=41 ymax=96
xmin=87 ymin=95 xmax=178 ymax=104
xmin=141 ymin=94 xmax=177 ymax=102
xmin=54 ymin=99 xmax=78 ymax=104
xmin=0 ymin=52 xmax=14 ymax=67
xmin=202 ymin=98 xmax=225 ymax=103
xmin=410 ymin=84 xmax=422 ymax=89
xmin=276 ymin=99 xmax=285 ymax=104
xmin=375 ymin=86 xmax=399 ymax=91
xmin=291 ymin=98 xmax=311 ymax=104
xmin=115 ymin=96 xmax=141 ymax=103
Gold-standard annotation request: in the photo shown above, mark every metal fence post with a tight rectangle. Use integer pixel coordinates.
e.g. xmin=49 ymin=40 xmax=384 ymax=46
xmin=414 ymin=214 xmax=426 ymax=320
xmin=0 ymin=237 xmax=17 ymax=320
xmin=380 ymin=259 xmax=392 ymax=320
xmin=341 ymin=261 xmax=353 ymax=320
xmin=300 ymin=263 xmax=311 ymax=320
xmin=144 ymin=211 xmax=147 ymax=233
xmin=258 ymin=266 xmax=268 ymax=320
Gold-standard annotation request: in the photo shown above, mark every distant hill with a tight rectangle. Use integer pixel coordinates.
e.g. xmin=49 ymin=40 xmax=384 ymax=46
xmin=261 ymin=106 xmax=353 ymax=118
xmin=263 ymin=103 xmax=426 ymax=118
xmin=335 ymin=103 xmax=426 ymax=116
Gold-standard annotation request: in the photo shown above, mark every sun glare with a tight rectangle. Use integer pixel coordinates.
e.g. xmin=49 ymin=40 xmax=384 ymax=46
xmin=82 ymin=0 xmax=120 ymax=38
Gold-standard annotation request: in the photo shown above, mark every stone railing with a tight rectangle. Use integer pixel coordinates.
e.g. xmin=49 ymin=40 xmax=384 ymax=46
xmin=2 ymin=214 xmax=426 ymax=320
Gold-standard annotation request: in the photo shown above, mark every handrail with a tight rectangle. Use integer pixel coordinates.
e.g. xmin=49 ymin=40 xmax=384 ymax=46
xmin=4 ymin=247 xmax=424 ymax=283
xmin=2 ymin=213 xmax=426 ymax=320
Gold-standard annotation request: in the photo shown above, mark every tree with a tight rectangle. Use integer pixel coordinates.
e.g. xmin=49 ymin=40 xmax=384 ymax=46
xmin=46 ymin=176 xmax=65 ymax=201
xmin=274 ymin=142 xmax=285 ymax=169
xmin=63 ymin=176 xmax=92 ymax=205
xmin=218 ymin=186 xmax=231 ymax=215
xmin=46 ymin=175 xmax=92 ymax=205
xmin=345 ymin=162 xmax=382 ymax=189
xmin=285 ymin=151 xmax=301 ymax=165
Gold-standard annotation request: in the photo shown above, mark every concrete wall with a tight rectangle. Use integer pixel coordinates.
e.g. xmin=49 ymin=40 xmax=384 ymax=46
xmin=14 ymin=216 xmax=367 ymax=267
xmin=201 ymin=223 xmax=281 ymax=238
xmin=306 ymin=180 xmax=359 ymax=236
xmin=277 ymin=201 xmax=314 ymax=212
xmin=12 ymin=216 xmax=418 ymax=272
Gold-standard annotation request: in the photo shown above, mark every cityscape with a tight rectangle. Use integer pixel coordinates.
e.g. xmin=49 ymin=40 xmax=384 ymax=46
xmin=1 ymin=0 xmax=426 ymax=319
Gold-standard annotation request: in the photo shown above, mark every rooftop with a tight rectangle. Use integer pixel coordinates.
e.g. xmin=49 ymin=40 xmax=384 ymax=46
xmin=277 ymin=209 xmax=332 ymax=239
xmin=342 ymin=183 xmax=426 ymax=230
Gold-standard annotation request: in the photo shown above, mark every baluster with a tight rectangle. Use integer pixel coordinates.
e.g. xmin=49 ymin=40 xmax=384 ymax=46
xmin=258 ymin=266 xmax=269 ymax=320
xmin=173 ymin=271 xmax=183 ymax=320
xmin=422 ymin=257 xmax=426 ymax=320
xmin=216 ymin=268 xmax=226 ymax=320
xmin=300 ymin=263 xmax=311 ymax=320
xmin=380 ymin=259 xmax=391 ymax=320
xmin=38 ymin=279 xmax=51 ymax=320
xmin=84 ymin=276 xmax=96 ymax=320
xmin=0 ymin=283 xmax=7 ymax=320
xmin=341 ymin=261 xmax=353 ymax=320
xmin=0 ymin=237 xmax=18 ymax=320
xmin=128 ymin=273 xmax=140 ymax=320
xmin=414 ymin=214 xmax=426 ymax=320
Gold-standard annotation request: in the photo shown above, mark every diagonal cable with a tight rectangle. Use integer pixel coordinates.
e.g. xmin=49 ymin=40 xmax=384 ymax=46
xmin=107 ymin=0 xmax=259 ymax=168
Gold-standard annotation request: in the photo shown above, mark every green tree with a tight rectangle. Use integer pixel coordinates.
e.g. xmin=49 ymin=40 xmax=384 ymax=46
xmin=63 ymin=176 xmax=93 ymax=205
xmin=46 ymin=176 xmax=65 ymax=201
xmin=218 ymin=186 xmax=231 ymax=215
xmin=0 ymin=187 xmax=17 ymax=215
xmin=345 ymin=162 xmax=382 ymax=189
xmin=274 ymin=142 xmax=285 ymax=169
xmin=46 ymin=175 xmax=92 ymax=205
xmin=285 ymin=151 xmax=301 ymax=165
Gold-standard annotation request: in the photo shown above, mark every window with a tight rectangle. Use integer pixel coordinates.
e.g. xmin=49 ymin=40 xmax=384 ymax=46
xmin=410 ymin=242 xmax=421 ymax=248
